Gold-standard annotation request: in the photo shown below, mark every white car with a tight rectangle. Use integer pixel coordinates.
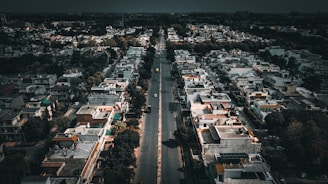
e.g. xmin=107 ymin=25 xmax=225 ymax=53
xmin=235 ymin=110 xmax=239 ymax=116
xmin=153 ymin=93 xmax=158 ymax=98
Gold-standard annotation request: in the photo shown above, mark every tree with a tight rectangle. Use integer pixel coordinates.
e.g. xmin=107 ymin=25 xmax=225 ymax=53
xmin=114 ymin=129 xmax=140 ymax=149
xmin=302 ymin=121 xmax=328 ymax=173
xmin=87 ymin=76 xmax=96 ymax=88
xmin=302 ymin=75 xmax=321 ymax=92
xmin=93 ymin=71 xmax=105 ymax=86
xmin=51 ymin=116 xmax=71 ymax=132
xmin=125 ymin=118 xmax=139 ymax=128
xmin=107 ymin=47 xmax=118 ymax=59
xmin=103 ymin=38 xmax=117 ymax=47
xmin=132 ymin=92 xmax=146 ymax=110
xmin=0 ymin=153 xmax=28 ymax=184
xmin=139 ymin=68 xmax=152 ymax=79
xmin=126 ymin=35 xmax=138 ymax=46
xmin=172 ymin=23 xmax=187 ymax=37
xmin=174 ymin=125 xmax=190 ymax=143
xmin=264 ymin=111 xmax=285 ymax=135
xmin=284 ymin=121 xmax=305 ymax=165
xmin=23 ymin=118 xmax=49 ymax=141
xmin=103 ymin=129 xmax=140 ymax=183
xmin=119 ymin=36 xmax=128 ymax=51
xmin=137 ymin=78 xmax=149 ymax=91
xmin=55 ymin=101 xmax=66 ymax=115
xmin=191 ymin=159 xmax=204 ymax=176
xmin=104 ymin=165 xmax=133 ymax=184
xmin=111 ymin=122 xmax=127 ymax=135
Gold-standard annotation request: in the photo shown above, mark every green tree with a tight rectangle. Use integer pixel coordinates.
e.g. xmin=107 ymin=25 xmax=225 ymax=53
xmin=264 ymin=111 xmax=285 ymax=135
xmin=103 ymin=129 xmax=140 ymax=183
xmin=0 ymin=153 xmax=28 ymax=184
xmin=87 ymin=76 xmax=97 ymax=88
xmin=302 ymin=75 xmax=321 ymax=92
xmin=132 ymin=92 xmax=146 ymax=110
xmin=191 ymin=159 xmax=204 ymax=176
xmin=125 ymin=118 xmax=139 ymax=128
xmin=103 ymin=38 xmax=117 ymax=47
xmin=55 ymin=101 xmax=66 ymax=115
xmin=126 ymin=35 xmax=138 ymax=46
xmin=284 ymin=121 xmax=305 ymax=165
xmin=119 ymin=37 xmax=128 ymax=51
xmin=104 ymin=165 xmax=133 ymax=184
xmin=302 ymin=121 xmax=328 ymax=173
xmin=23 ymin=118 xmax=49 ymax=141
xmin=107 ymin=47 xmax=118 ymax=59
xmin=93 ymin=71 xmax=105 ymax=85
xmin=51 ymin=116 xmax=71 ymax=132
xmin=114 ymin=129 xmax=140 ymax=149
xmin=111 ymin=122 xmax=127 ymax=135
xmin=174 ymin=125 xmax=190 ymax=142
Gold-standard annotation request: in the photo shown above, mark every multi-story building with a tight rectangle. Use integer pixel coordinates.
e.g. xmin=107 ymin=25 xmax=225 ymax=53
xmin=209 ymin=153 xmax=274 ymax=184
xmin=42 ymin=125 xmax=105 ymax=184
xmin=197 ymin=125 xmax=261 ymax=166
xmin=50 ymin=85 xmax=72 ymax=103
xmin=252 ymin=100 xmax=281 ymax=121
xmin=0 ymin=110 xmax=27 ymax=142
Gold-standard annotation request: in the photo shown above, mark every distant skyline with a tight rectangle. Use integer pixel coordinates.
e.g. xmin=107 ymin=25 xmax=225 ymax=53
xmin=1 ymin=0 xmax=328 ymax=13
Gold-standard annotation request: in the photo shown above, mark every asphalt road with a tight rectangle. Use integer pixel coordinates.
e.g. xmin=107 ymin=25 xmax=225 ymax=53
xmin=159 ymin=39 xmax=183 ymax=184
xmin=133 ymin=64 xmax=160 ymax=184
xmin=133 ymin=32 xmax=183 ymax=184
xmin=133 ymin=34 xmax=164 ymax=184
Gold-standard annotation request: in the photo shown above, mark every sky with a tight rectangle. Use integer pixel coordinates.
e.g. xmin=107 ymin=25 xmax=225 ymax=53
xmin=1 ymin=0 xmax=328 ymax=13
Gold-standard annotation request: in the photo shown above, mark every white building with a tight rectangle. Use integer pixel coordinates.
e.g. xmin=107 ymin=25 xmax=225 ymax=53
xmin=197 ymin=125 xmax=261 ymax=165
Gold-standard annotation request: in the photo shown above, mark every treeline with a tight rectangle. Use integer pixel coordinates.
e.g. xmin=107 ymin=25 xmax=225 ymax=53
xmin=104 ymin=129 xmax=140 ymax=184
xmin=264 ymin=110 xmax=328 ymax=174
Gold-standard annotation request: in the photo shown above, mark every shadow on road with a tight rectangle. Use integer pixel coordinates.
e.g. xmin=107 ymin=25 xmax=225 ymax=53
xmin=162 ymin=138 xmax=179 ymax=148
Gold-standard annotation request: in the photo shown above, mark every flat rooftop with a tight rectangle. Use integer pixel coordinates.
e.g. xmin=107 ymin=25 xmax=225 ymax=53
xmin=65 ymin=126 xmax=103 ymax=137
xmin=76 ymin=105 xmax=97 ymax=115
xmin=216 ymin=126 xmax=250 ymax=139
xmin=43 ymin=141 xmax=97 ymax=177
xmin=48 ymin=142 xmax=94 ymax=160
xmin=198 ymin=125 xmax=251 ymax=145
xmin=199 ymin=93 xmax=231 ymax=103
xmin=76 ymin=105 xmax=112 ymax=119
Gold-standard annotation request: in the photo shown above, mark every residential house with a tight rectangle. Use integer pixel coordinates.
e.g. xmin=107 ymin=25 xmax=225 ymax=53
xmin=263 ymin=70 xmax=293 ymax=90
xmin=43 ymin=126 xmax=104 ymax=183
xmin=197 ymin=125 xmax=261 ymax=165
xmin=50 ymin=85 xmax=72 ymax=104
xmin=209 ymin=153 xmax=274 ymax=184
xmin=0 ymin=95 xmax=24 ymax=110
xmin=75 ymin=105 xmax=115 ymax=131
xmin=0 ymin=110 xmax=27 ymax=142
xmin=251 ymin=100 xmax=281 ymax=121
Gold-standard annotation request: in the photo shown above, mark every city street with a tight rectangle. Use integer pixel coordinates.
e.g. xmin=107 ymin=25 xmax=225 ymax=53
xmin=133 ymin=32 xmax=183 ymax=184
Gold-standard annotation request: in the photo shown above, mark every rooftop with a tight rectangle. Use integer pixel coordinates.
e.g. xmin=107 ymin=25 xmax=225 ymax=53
xmin=48 ymin=141 xmax=94 ymax=160
xmin=216 ymin=126 xmax=250 ymax=139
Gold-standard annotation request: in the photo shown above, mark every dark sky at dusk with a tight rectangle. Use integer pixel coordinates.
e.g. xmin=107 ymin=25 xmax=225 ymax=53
xmin=1 ymin=0 xmax=328 ymax=13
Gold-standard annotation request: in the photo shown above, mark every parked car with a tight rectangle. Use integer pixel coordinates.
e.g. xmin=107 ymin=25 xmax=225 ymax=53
xmin=235 ymin=110 xmax=239 ymax=116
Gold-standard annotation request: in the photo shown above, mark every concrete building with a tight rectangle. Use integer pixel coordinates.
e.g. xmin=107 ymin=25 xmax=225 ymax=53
xmin=197 ymin=125 xmax=261 ymax=165
xmin=209 ymin=153 xmax=274 ymax=184
xmin=50 ymin=85 xmax=72 ymax=103
xmin=251 ymin=100 xmax=281 ymax=121
xmin=43 ymin=125 xmax=107 ymax=184
xmin=75 ymin=105 xmax=115 ymax=128
xmin=263 ymin=70 xmax=293 ymax=90
xmin=0 ymin=110 xmax=27 ymax=142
